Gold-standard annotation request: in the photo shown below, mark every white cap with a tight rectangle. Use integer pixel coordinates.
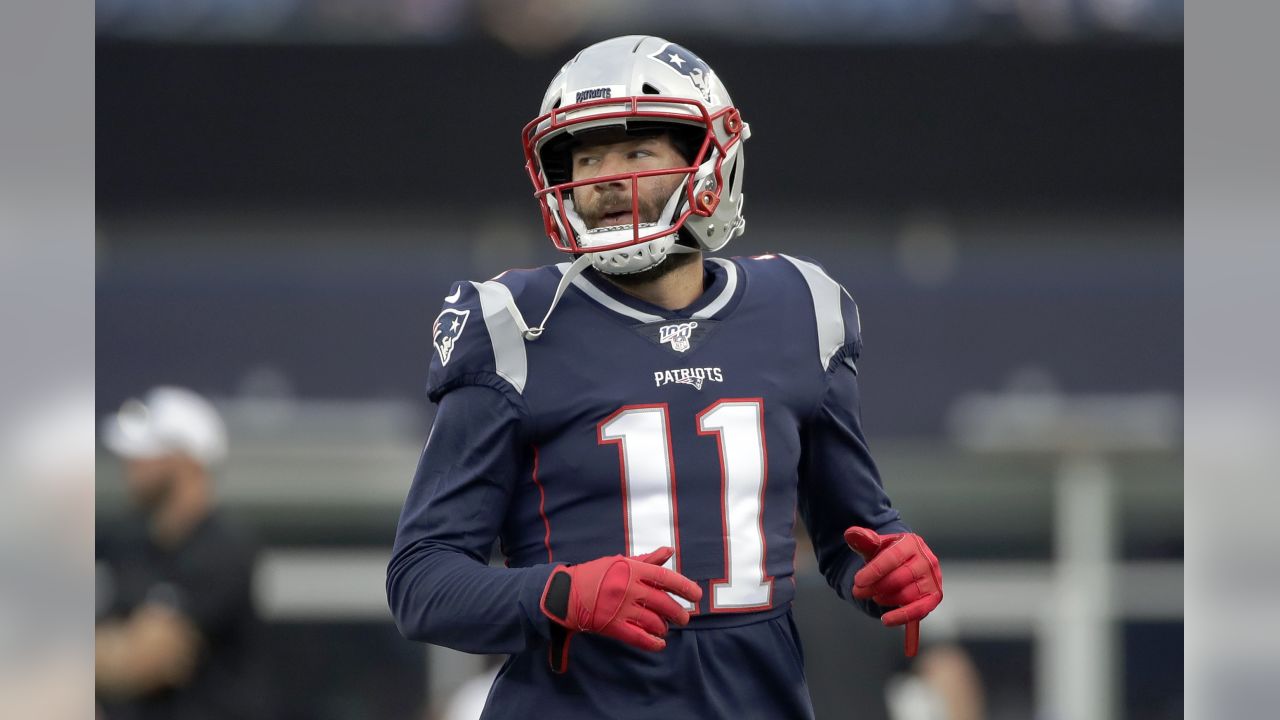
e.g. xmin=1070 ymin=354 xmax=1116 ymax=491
xmin=101 ymin=386 xmax=228 ymax=466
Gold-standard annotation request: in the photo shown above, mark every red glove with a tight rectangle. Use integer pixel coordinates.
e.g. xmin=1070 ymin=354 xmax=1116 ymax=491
xmin=844 ymin=526 xmax=943 ymax=658
xmin=540 ymin=546 xmax=702 ymax=673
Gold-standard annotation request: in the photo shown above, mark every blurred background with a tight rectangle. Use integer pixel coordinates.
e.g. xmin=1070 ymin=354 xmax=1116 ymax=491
xmin=95 ymin=2 xmax=1182 ymax=719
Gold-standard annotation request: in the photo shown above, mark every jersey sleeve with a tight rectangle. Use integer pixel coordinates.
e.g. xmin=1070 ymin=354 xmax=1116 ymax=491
xmin=425 ymin=279 xmax=530 ymax=404
xmin=386 ymin=383 xmax=557 ymax=654
xmin=785 ymin=255 xmax=908 ymax=617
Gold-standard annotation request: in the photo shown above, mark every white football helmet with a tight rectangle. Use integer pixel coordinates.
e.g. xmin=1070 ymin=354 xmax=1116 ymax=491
xmin=522 ymin=36 xmax=750 ymax=275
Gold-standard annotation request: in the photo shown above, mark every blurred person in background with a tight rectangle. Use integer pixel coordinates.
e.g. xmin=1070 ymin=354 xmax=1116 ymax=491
xmin=388 ymin=36 xmax=943 ymax=718
xmin=95 ymin=386 xmax=269 ymax=720
xmin=880 ymin=601 xmax=985 ymax=720
xmin=886 ymin=642 xmax=985 ymax=720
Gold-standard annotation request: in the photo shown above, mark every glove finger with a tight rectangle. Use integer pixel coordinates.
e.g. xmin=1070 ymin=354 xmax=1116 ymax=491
xmin=638 ymin=565 xmax=704 ymax=605
xmin=880 ymin=592 xmax=942 ymax=627
xmin=606 ymin=618 xmax=667 ymax=652
xmin=855 ymin=561 xmax=925 ymax=601
xmin=905 ymin=621 xmax=920 ymax=658
xmin=873 ymin=588 xmax=924 ymax=608
xmin=625 ymin=605 xmax=670 ymax=639
xmin=637 ymin=585 xmax=692 ymax=626
xmin=853 ymin=536 xmax=914 ymax=589
xmin=632 ymin=546 xmax=675 ymax=566
xmin=921 ymin=542 xmax=944 ymax=589
xmin=901 ymin=537 xmax=942 ymax=594
xmin=843 ymin=526 xmax=885 ymax=562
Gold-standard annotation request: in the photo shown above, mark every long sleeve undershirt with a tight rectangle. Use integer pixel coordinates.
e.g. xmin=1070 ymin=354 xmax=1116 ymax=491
xmin=386 ymin=384 xmax=556 ymax=654
xmin=799 ymin=354 xmax=909 ymax=617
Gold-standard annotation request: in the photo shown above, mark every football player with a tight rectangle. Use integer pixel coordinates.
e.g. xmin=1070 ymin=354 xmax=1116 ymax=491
xmin=388 ymin=35 xmax=943 ymax=718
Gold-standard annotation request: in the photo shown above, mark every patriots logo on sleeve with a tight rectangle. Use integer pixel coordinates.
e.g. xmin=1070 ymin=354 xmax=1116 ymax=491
xmin=650 ymin=43 xmax=716 ymax=104
xmin=432 ymin=309 xmax=470 ymax=366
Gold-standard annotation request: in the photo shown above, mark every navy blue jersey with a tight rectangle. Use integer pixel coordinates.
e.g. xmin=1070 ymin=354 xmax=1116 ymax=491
xmin=387 ymin=254 xmax=908 ymax=716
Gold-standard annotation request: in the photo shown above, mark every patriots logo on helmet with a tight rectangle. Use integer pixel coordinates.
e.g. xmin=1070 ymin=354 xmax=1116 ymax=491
xmin=650 ymin=43 xmax=715 ymax=104
xmin=433 ymin=308 xmax=470 ymax=366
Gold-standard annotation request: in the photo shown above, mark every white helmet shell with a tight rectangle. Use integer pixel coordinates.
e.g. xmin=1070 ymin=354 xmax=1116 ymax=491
xmin=522 ymin=36 xmax=749 ymax=275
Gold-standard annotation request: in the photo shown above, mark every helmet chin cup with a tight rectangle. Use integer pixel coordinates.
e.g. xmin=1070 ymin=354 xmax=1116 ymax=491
xmin=588 ymin=233 xmax=678 ymax=275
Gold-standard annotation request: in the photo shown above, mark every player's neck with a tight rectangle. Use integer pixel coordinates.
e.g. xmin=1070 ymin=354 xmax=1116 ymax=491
xmin=603 ymin=252 xmax=706 ymax=311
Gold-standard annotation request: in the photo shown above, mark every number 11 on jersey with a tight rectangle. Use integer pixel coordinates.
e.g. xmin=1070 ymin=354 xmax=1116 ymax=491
xmin=599 ymin=399 xmax=773 ymax=614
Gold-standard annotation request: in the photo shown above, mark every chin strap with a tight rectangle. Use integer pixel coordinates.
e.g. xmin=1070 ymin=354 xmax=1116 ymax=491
xmin=506 ymin=240 xmax=696 ymax=342
xmin=507 ymin=254 xmax=593 ymax=341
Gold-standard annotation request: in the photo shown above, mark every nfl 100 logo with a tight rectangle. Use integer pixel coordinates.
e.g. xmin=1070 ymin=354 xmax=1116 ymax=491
xmin=659 ymin=321 xmax=698 ymax=353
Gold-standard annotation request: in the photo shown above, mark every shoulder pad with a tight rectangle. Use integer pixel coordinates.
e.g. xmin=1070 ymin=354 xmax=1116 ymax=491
xmin=777 ymin=254 xmax=863 ymax=373
xmin=426 ymin=279 xmax=530 ymax=402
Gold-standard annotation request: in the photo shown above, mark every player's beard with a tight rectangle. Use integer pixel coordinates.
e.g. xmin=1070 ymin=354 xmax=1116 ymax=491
xmin=575 ymin=174 xmax=684 ymax=232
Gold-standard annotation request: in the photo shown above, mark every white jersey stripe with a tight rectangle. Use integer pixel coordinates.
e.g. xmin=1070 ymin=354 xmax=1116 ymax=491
xmin=559 ymin=262 xmax=666 ymax=323
xmin=779 ymin=254 xmax=846 ymax=372
xmin=470 ymin=280 xmax=529 ymax=394
xmin=563 ymin=259 xmax=741 ymax=323
xmin=691 ymin=258 xmax=739 ymax=320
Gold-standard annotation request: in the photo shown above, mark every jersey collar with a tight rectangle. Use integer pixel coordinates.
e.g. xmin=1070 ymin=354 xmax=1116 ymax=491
xmin=561 ymin=257 xmax=742 ymax=324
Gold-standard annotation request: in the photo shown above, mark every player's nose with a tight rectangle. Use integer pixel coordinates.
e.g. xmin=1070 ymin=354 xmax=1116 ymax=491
xmin=594 ymin=151 xmax=634 ymax=185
